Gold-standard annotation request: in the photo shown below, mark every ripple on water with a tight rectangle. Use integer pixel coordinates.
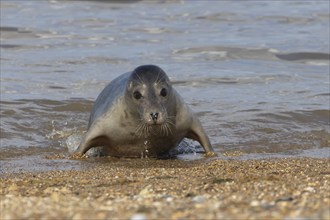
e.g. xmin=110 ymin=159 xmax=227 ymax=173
xmin=0 ymin=0 xmax=329 ymax=173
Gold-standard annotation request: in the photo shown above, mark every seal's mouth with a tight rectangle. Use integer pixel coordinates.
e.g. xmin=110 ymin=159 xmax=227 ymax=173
xmin=135 ymin=120 xmax=174 ymax=137
xmin=146 ymin=121 xmax=163 ymax=126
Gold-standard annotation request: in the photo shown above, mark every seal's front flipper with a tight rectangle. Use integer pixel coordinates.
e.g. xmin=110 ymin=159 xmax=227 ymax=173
xmin=74 ymin=135 xmax=110 ymax=155
xmin=186 ymin=118 xmax=215 ymax=155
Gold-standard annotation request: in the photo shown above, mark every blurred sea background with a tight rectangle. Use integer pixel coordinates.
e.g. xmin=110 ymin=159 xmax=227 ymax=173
xmin=0 ymin=0 xmax=329 ymax=173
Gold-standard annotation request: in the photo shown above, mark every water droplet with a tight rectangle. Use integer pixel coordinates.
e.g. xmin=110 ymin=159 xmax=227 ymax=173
xmin=141 ymin=139 xmax=150 ymax=159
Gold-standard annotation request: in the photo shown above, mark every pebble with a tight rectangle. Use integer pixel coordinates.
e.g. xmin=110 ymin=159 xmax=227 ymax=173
xmin=8 ymin=184 xmax=19 ymax=192
xmin=192 ymin=195 xmax=205 ymax=203
xmin=250 ymin=200 xmax=260 ymax=207
xmin=304 ymin=186 xmax=315 ymax=193
xmin=130 ymin=213 xmax=148 ymax=220
xmin=166 ymin=196 xmax=174 ymax=202
xmin=139 ymin=185 xmax=153 ymax=197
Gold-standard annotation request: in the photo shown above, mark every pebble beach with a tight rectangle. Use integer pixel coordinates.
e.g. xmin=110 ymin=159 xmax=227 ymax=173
xmin=1 ymin=157 xmax=329 ymax=219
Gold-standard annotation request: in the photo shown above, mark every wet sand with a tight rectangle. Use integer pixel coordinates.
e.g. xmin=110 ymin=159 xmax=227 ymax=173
xmin=1 ymin=157 xmax=329 ymax=220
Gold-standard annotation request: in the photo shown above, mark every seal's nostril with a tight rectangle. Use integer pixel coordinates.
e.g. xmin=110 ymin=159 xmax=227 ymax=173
xmin=150 ymin=112 xmax=159 ymax=121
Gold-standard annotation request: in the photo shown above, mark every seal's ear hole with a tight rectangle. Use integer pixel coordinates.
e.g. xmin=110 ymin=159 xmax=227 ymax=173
xmin=133 ymin=91 xmax=142 ymax=100
xmin=160 ymin=88 xmax=167 ymax=97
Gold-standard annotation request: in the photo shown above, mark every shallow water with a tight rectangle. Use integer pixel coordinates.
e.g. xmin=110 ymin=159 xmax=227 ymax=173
xmin=0 ymin=0 xmax=329 ymax=173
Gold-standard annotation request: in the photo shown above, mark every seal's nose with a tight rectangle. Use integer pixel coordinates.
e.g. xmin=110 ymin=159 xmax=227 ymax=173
xmin=150 ymin=112 xmax=159 ymax=122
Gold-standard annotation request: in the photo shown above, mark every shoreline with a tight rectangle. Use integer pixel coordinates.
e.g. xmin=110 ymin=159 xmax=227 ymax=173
xmin=1 ymin=157 xmax=329 ymax=219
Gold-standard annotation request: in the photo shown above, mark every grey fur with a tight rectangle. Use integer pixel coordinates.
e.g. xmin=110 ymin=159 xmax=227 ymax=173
xmin=75 ymin=65 xmax=214 ymax=158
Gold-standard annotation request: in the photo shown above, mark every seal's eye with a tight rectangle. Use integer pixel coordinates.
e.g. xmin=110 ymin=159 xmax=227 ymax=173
xmin=160 ymin=88 xmax=167 ymax=97
xmin=133 ymin=91 xmax=142 ymax=100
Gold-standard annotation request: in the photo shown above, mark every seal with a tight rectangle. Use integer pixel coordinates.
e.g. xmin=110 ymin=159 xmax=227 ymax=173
xmin=75 ymin=65 xmax=214 ymax=158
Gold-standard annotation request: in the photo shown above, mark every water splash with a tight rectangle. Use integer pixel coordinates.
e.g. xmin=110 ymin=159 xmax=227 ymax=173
xmin=47 ymin=120 xmax=75 ymax=148
xmin=141 ymin=140 xmax=150 ymax=159
xmin=66 ymin=133 xmax=83 ymax=154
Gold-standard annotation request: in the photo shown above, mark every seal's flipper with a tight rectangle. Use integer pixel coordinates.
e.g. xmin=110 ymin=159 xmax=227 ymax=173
xmin=186 ymin=118 xmax=214 ymax=153
xmin=75 ymin=135 xmax=110 ymax=155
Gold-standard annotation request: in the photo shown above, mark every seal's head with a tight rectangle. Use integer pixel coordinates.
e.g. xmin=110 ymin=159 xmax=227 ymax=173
xmin=126 ymin=65 xmax=175 ymax=136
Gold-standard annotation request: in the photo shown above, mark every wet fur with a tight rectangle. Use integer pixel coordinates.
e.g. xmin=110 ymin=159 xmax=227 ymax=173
xmin=75 ymin=65 xmax=214 ymax=158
